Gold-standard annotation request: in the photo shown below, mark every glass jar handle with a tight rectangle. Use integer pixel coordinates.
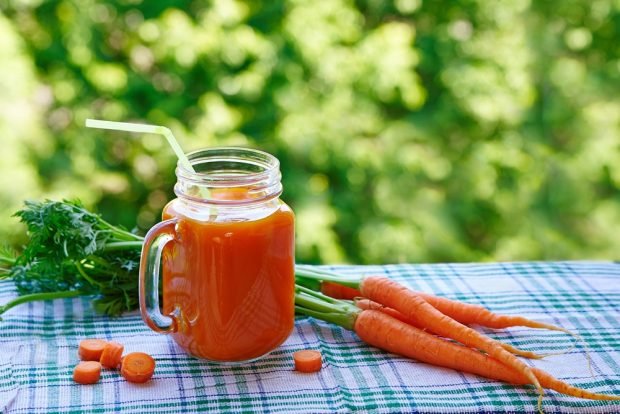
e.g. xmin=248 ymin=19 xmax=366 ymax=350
xmin=139 ymin=218 xmax=178 ymax=334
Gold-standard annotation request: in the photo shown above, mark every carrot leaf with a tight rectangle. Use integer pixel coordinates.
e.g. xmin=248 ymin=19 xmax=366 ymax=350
xmin=1 ymin=200 xmax=144 ymax=316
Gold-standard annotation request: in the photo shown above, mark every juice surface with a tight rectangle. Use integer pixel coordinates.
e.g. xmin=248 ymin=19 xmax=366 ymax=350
xmin=161 ymin=200 xmax=295 ymax=361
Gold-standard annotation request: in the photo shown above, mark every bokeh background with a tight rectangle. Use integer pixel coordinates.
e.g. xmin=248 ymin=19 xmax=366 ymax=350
xmin=0 ymin=0 xmax=618 ymax=264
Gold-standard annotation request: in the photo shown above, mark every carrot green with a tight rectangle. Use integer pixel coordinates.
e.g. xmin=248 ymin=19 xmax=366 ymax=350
xmin=0 ymin=200 xmax=143 ymax=316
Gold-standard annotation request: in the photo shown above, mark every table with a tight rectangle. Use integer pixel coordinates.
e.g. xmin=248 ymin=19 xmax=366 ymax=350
xmin=1 ymin=261 xmax=619 ymax=413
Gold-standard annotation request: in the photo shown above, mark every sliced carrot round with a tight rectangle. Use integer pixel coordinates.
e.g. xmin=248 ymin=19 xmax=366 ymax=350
xmin=293 ymin=350 xmax=322 ymax=373
xmin=121 ymin=352 xmax=156 ymax=383
xmin=78 ymin=339 xmax=108 ymax=361
xmin=73 ymin=361 xmax=102 ymax=384
xmin=100 ymin=341 xmax=124 ymax=369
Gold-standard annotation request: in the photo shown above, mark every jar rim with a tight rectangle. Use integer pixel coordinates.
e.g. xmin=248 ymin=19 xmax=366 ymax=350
xmin=175 ymin=146 xmax=280 ymax=187
xmin=174 ymin=146 xmax=283 ymax=205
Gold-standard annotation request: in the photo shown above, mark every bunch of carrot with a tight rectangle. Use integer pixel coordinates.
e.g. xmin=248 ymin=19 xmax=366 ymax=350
xmin=294 ymin=266 xmax=620 ymax=413
xmin=74 ymin=338 xmax=155 ymax=385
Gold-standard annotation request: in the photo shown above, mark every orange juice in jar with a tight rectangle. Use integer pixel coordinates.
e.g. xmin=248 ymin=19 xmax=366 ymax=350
xmin=139 ymin=147 xmax=295 ymax=362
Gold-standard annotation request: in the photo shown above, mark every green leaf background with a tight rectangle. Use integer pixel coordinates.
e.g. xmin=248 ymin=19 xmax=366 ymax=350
xmin=0 ymin=0 xmax=618 ymax=264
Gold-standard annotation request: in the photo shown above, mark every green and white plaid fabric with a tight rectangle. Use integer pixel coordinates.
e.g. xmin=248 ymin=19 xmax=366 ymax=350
xmin=1 ymin=261 xmax=619 ymax=413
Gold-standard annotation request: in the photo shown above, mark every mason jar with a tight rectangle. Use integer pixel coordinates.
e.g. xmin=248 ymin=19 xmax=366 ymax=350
xmin=139 ymin=147 xmax=295 ymax=362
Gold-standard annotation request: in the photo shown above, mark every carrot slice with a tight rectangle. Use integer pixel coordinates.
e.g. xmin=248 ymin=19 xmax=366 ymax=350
xmin=293 ymin=350 xmax=322 ymax=373
xmin=73 ymin=361 xmax=102 ymax=384
xmin=78 ymin=339 xmax=108 ymax=361
xmin=121 ymin=352 xmax=156 ymax=383
xmin=100 ymin=341 xmax=124 ymax=369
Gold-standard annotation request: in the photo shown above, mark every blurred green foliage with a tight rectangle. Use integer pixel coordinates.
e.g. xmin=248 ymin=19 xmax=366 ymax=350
xmin=0 ymin=0 xmax=618 ymax=264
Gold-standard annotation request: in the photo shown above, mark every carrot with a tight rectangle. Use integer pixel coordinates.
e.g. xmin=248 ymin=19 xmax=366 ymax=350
xmin=414 ymin=290 xmax=567 ymax=331
xmin=355 ymin=309 xmax=620 ymax=401
xmin=121 ymin=352 xmax=156 ymax=383
xmin=414 ymin=292 xmax=588 ymax=364
xmin=100 ymin=341 xmax=124 ymax=369
xmin=354 ymin=298 xmax=544 ymax=359
xmin=359 ymin=276 xmax=546 ymax=406
xmin=293 ymin=350 xmax=322 ymax=373
xmin=296 ymin=268 xmax=573 ymax=333
xmin=320 ymin=276 xmax=584 ymax=362
xmin=320 ymin=281 xmax=361 ymax=300
xmin=78 ymin=339 xmax=108 ymax=361
xmin=295 ymin=282 xmax=619 ymax=411
xmin=318 ymin=278 xmax=570 ymax=333
xmin=73 ymin=361 xmax=102 ymax=384
xmin=412 ymin=289 xmax=589 ymax=369
xmin=354 ymin=298 xmax=409 ymax=322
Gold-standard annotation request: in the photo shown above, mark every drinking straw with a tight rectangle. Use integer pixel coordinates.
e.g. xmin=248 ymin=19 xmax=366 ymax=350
xmin=85 ymin=119 xmax=195 ymax=173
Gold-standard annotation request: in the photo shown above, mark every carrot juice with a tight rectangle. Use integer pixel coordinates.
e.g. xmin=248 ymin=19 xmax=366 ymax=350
xmin=139 ymin=147 xmax=296 ymax=362
xmin=161 ymin=200 xmax=295 ymax=361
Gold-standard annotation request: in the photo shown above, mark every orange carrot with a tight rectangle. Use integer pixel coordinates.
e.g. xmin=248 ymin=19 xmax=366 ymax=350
xmin=73 ymin=361 xmax=102 ymax=384
xmin=320 ymin=281 xmax=361 ymax=300
xmin=295 ymin=284 xmax=620 ymax=410
xmin=416 ymin=290 xmax=569 ymax=332
xmin=355 ymin=310 xmax=620 ymax=401
xmin=411 ymin=289 xmax=588 ymax=367
xmin=311 ymin=275 xmax=569 ymax=333
xmin=78 ymin=339 xmax=108 ymax=361
xmin=359 ymin=276 xmax=546 ymax=404
xmin=293 ymin=350 xmax=323 ymax=373
xmin=326 ymin=276 xmax=583 ymax=361
xmin=100 ymin=341 xmax=124 ymax=369
xmin=355 ymin=298 xmax=544 ymax=359
xmin=121 ymin=352 xmax=156 ymax=383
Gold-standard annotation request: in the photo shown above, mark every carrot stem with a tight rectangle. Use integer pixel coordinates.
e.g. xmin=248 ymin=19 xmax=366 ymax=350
xmin=296 ymin=284 xmax=355 ymax=307
xmin=295 ymin=293 xmax=341 ymax=314
xmin=295 ymin=285 xmax=359 ymax=330
xmin=294 ymin=275 xmax=322 ymax=292
xmin=0 ymin=290 xmax=86 ymax=317
xmin=75 ymin=261 xmax=104 ymax=289
xmin=103 ymin=241 xmax=145 ymax=252
xmin=294 ymin=266 xmax=360 ymax=288
xmin=294 ymin=305 xmax=357 ymax=331
xmin=296 ymin=286 xmax=359 ymax=318
xmin=0 ymin=254 xmax=15 ymax=278
xmin=0 ymin=254 xmax=15 ymax=267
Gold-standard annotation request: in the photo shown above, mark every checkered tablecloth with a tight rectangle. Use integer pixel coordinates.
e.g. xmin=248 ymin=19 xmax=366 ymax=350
xmin=1 ymin=261 xmax=619 ymax=413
